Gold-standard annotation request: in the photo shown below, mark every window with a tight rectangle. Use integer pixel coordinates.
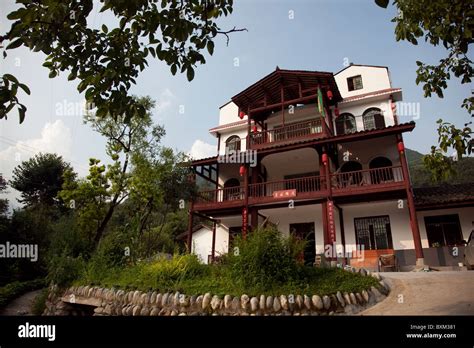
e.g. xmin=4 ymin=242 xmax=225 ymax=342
xmin=335 ymin=113 xmax=357 ymax=135
xmin=347 ymin=75 xmax=363 ymax=91
xmin=354 ymin=215 xmax=393 ymax=250
xmin=225 ymin=135 xmax=241 ymax=153
xmin=424 ymin=214 xmax=463 ymax=247
xmin=369 ymin=157 xmax=394 ymax=184
xmin=363 ymin=108 xmax=385 ymax=130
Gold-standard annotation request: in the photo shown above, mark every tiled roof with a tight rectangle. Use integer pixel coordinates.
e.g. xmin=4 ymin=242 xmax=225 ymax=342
xmin=209 ymin=119 xmax=247 ymax=133
xmin=414 ymin=183 xmax=474 ymax=207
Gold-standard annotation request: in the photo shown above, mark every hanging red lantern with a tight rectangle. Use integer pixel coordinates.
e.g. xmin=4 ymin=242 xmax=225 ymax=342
xmin=239 ymin=165 xmax=246 ymax=177
xmin=326 ymin=90 xmax=333 ymax=100
xmin=322 ymin=153 xmax=328 ymax=165
xmin=397 ymin=141 xmax=405 ymax=153
xmin=239 ymin=111 xmax=245 ymax=119
xmin=334 ymin=107 xmax=339 ymax=117
xmin=252 ymin=125 xmax=258 ymax=133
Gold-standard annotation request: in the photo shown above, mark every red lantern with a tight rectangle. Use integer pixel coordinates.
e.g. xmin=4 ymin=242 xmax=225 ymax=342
xmin=239 ymin=111 xmax=245 ymax=119
xmin=322 ymin=153 xmax=328 ymax=165
xmin=239 ymin=165 xmax=246 ymax=177
xmin=326 ymin=90 xmax=333 ymax=100
xmin=397 ymin=141 xmax=405 ymax=153
xmin=252 ymin=125 xmax=258 ymax=133
xmin=334 ymin=107 xmax=339 ymax=117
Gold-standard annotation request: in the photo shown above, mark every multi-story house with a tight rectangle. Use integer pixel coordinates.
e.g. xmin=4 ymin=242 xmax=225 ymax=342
xmin=187 ymin=64 xmax=474 ymax=270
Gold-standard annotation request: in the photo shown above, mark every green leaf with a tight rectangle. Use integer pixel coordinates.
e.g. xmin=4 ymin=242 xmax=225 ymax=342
xmin=18 ymin=83 xmax=31 ymax=95
xmin=171 ymin=64 xmax=177 ymax=75
xmin=18 ymin=106 xmax=26 ymax=124
xmin=102 ymin=24 xmax=108 ymax=34
xmin=207 ymin=40 xmax=214 ymax=55
xmin=186 ymin=67 xmax=195 ymax=81
xmin=3 ymin=74 xmax=19 ymax=83
xmin=375 ymin=0 xmax=389 ymax=8
xmin=6 ymin=39 xmax=23 ymax=50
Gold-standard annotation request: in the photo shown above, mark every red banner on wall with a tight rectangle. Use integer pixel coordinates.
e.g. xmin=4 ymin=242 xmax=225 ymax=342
xmin=327 ymin=200 xmax=336 ymax=244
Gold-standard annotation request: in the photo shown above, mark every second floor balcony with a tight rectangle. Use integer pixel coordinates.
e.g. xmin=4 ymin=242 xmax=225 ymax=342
xmin=249 ymin=117 xmax=327 ymax=149
xmin=194 ymin=165 xmax=405 ymax=209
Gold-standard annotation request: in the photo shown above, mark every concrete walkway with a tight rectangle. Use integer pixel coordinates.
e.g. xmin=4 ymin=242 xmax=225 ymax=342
xmin=361 ymin=271 xmax=474 ymax=315
xmin=0 ymin=289 xmax=42 ymax=316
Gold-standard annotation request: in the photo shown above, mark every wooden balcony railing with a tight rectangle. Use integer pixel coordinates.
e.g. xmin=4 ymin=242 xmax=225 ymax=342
xmin=249 ymin=118 xmax=325 ymax=148
xmin=194 ymin=166 xmax=404 ymax=207
xmin=249 ymin=175 xmax=324 ymax=198
xmin=195 ymin=185 xmax=244 ymax=205
xmin=330 ymin=166 xmax=404 ymax=189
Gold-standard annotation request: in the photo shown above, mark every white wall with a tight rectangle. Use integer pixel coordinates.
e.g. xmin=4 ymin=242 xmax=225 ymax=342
xmin=340 ymin=200 xmax=417 ymax=250
xmin=191 ymin=225 xmax=229 ymax=264
xmin=219 ymin=102 xmax=242 ymax=125
xmin=335 ymin=65 xmax=392 ymax=99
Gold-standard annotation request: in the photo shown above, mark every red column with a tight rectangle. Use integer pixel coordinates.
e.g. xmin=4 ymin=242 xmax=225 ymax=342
xmin=397 ymin=134 xmax=424 ymax=263
xmin=187 ymin=205 xmax=194 ymax=253
xmin=211 ymin=221 xmax=216 ymax=263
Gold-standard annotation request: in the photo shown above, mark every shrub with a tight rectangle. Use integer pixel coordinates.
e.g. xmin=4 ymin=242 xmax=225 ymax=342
xmin=223 ymin=226 xmax=306 ymax=291
xmin=31 ymin=288 xmax=48 ymax=315
xmin=46 ymin=251 xmax=86 ymax=286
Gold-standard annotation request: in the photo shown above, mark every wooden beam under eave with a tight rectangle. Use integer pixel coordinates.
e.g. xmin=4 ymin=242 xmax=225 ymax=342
xmin=248 ymin=93 xmax=319 ymax=114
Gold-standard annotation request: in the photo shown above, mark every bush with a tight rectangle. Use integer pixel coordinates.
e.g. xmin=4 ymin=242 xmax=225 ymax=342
xmin=0 ymin=279 xmax=45 ymax=309
xmin=32 ymin=288 xmax=48 ymax=315
xmin=46 ymin=251 xmax=86 ymax=287
xmin=223 ymin=226 xmax=306 ymax=290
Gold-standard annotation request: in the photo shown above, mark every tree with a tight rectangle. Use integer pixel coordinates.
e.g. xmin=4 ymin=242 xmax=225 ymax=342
xmin=59 ymin=96 xmax=195 ymax=245
xmin=10 ymin=153 xmax=73 ymax=207
xmin=375 ymin=0 xmax=473 ymax=181
xmin=0 ymin=174 xmax=8 ymax=216
xmin=1 ymin=0 xmax=245 ymax=123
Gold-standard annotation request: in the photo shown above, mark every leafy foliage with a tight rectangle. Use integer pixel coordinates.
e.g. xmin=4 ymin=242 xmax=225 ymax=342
xmin=1 ymin=0 xmax=244 ymax=123
xmin=376 ymin=0 xmax=473 ymax=177
xmin=10 ymin=153 xmax=73 ymax=208
xmin=0 ymin=279 xmax=45 ymax=309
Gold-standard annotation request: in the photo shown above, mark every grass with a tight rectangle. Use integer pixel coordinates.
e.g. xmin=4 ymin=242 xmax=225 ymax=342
xmin=31 ymin=288 xmax=49 ymax=315
xmin=75 ymin=256 xmax=379 ymax=297
xmin=0 ymin=279 xmax=46 ymax=309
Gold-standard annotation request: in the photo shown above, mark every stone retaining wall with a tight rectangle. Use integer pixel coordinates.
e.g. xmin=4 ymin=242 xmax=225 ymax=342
xmin=44 ymin=269 xmax=390 ymax=316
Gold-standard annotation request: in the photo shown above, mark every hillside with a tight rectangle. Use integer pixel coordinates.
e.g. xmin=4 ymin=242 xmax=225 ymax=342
xmin=406 ymin=148 xmax=474 ymax=187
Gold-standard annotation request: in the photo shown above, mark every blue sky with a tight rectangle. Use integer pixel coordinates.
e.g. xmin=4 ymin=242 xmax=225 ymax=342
xmin=0 ymin=0 xmax=472 ymax=204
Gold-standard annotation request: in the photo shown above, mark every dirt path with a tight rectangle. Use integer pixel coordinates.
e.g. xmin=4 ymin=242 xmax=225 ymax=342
xmin=0 ymin=289 xmax=42 ymax=316
xmin=361 ymin=271 xmax=474 ymax=315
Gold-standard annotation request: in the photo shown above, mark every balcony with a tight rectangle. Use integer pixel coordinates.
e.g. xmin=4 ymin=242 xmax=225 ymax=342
xmin=249 ymin=118 xmax=326 ymax=149
xmin=194 ymin=166 xmax=405 ymax=210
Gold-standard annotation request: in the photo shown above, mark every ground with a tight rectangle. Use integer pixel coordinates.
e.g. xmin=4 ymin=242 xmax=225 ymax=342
xmin=0 ymin=289 xmax=42 ymax=316
xmin=361 ymin=271 xmax=474 ymax=315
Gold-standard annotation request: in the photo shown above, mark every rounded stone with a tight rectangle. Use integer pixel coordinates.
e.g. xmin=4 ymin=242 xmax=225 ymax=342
xmin=161 ymin=293 xmax=170 ymax=307
xmin=350 ymin=293 xmax=357 ymax=305
xmin=303 ymin=295 xmax=312 ymax=310
xmin=355 ymin=292 xmax=364 ymax=304
xmin=249 ymin=297 xmax=258 ymax=312
xmin=150 ymin=292 xmax=157 ymax=304
xmin=343 ymin=292 xmax=351 ymax=305
xmin=231 ymin=297 xmax=240 ymax=311
xmin=241 ymin=294 xmax=250 ymax=310
xmin=140 ymin=307 xmax=150 ymax=316
xmin=259 ymin=295 xmax=266 ymax=311
xmin=295 ymin=295 xmax=304 ymax=310
xmin=336 ymin=291 xmax=345 ymax=307
xmin=202 ymin=293 xmax=212 ymax=310
xmin=150 ymin=307 xmax=160 ymax=316
xmin=280 ymin=295 xmax=289 ymax=310
xmin=173 ymin=292 xmax=181 ymax=307
xmin=132 ymin=305 xmax=142 ymax=316
xmin=273 ymin=297 xmax=281 ymax=312
xmin=322 ymin=295 xmax=331 ymax=310
xmin=156 ymin=293 xmax=163 ymax=307
xmin=196 ymin=295 xmax=203 ymax=308
xmin=372 ymin=272 xmax=381 ymax=280
xmin=140 ymin=293 xmax=148 ymax=305
xmin=224 ymin=295 xmax=232 ymax=309
xmin=312 ymin=295 xmax=324 ymax=310
xmin=211 ymin=295 xmax=221 ymax=310
xmin=266 ymin=296 xmax=273 ymax=310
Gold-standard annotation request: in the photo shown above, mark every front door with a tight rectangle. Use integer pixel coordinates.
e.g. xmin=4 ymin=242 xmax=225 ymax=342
xmin=290 ymin=222 xmax=316 ymax=266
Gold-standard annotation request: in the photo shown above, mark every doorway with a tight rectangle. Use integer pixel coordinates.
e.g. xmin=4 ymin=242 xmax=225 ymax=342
xmin=290 ymin=222 xmax=316 ymax=266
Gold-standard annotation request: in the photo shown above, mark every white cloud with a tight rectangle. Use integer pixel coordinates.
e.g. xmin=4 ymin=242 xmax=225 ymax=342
xmin=0 ymin=120 xmax=73 ymax=208
xmin=155 ymin=88 xmax=177 ymax=117
xmin=188 ymin=139 xmax=216 ymax=160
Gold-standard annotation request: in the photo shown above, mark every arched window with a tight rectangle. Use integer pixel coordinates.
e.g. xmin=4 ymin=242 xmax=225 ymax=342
xmin=223 ymin=178 xmax=242 ymax=201
xmin=338 ymin=161 xmax=363 ymax=187
xmin=225 ymin=135 xmax=241 ymax=153
xmin=335 ymin=113 xmax=357 ymax=135
xmin=369 ymin=157 xmax=393 ymax=184
xmin=363 ymin=108 xmax=385 ymax=130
